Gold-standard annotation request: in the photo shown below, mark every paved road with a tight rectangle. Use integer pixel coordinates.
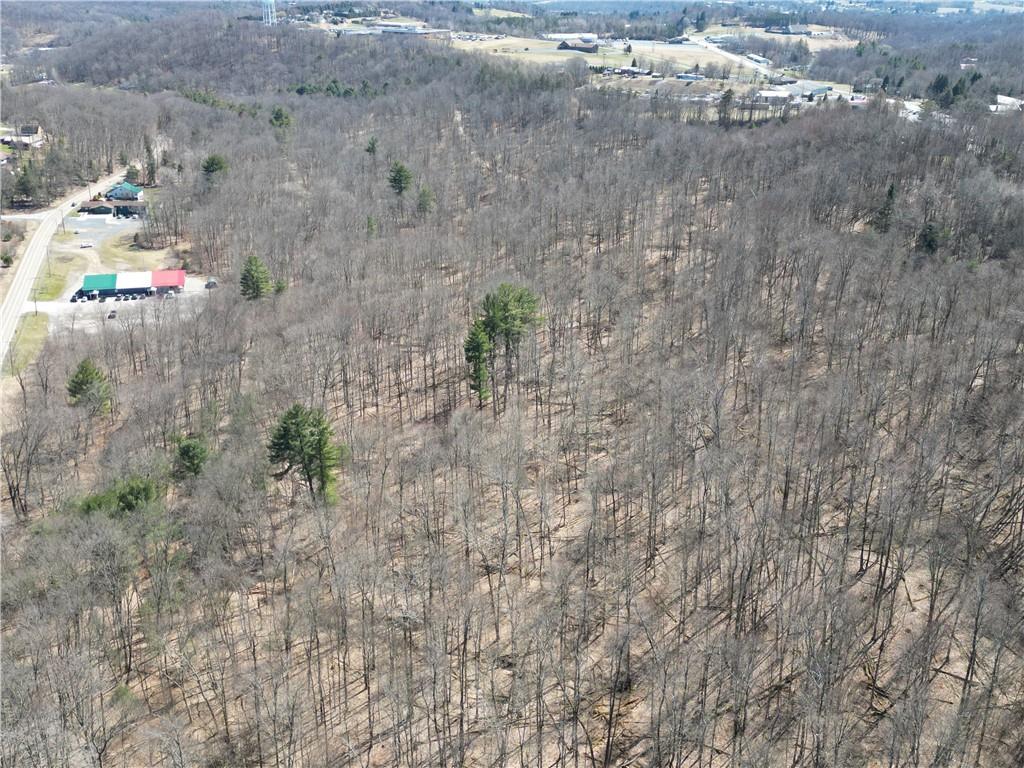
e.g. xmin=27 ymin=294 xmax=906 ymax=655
xmin=0 ymin=171 xmax=124 ymax=366
xmin=691 ymin=35 xmax=774 ymax=77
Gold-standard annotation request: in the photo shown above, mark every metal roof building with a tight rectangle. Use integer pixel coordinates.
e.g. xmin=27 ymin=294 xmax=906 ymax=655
xmin=77 ymin=270 xmax=185 ymax=297
xmin=117 ymin=272 xmax=151 ymax=291
xmin=82 ymin=274 xmax=117 ymax=294
xmin=106 ymin=182 xmax=144 ymax=201
xmin=152 ymin=270 xmax=186 ymax=289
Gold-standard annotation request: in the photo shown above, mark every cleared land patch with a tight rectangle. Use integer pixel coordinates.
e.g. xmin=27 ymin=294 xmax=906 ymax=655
xmin=472 ymin=7 xmax=531 ymax=18
xmin=31 ymin=250 xmax=89 ymax=301
xmin=451 ymin=36 xmax=734 ymax=71
xmin=96 ymin=232 xmax=172 ymax=272
xmin=4 ymin=312 xmax=47 ymax=376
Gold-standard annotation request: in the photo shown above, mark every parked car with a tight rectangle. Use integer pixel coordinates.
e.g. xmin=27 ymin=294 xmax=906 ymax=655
xmin=130 ymin=294 xmax=140 ymax=301
xmin=205 ymin=279 xmax=218 ymax=289
xmin=70 ymin=295 xmax=78 ymax=303
xmin=80 ymin=242 xmax=94 ymax=249
xmin=107 ymin=310 xmax=117 ymax=319
xmin=99 ymin=296 xmax=106 ymax=303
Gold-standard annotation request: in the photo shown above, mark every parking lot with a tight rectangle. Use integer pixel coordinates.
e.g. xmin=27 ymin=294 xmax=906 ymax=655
xmin=26 ymin=274 xmax=211 ymax=336
xmin=31 ymin=207 xmax=211 ymax=314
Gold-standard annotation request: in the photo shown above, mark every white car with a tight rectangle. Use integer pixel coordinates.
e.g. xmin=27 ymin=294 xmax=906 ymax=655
xmin=80 ymin=242 xmax=94 ymax=248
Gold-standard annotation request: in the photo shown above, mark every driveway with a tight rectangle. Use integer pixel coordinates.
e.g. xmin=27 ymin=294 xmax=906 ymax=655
xmin=0 ymin=171 xmax=125 ymax=365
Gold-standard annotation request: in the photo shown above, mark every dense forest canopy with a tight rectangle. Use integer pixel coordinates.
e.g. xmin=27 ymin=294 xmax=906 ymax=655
xmin=2 ymin=3 xmax=1024 ymax=767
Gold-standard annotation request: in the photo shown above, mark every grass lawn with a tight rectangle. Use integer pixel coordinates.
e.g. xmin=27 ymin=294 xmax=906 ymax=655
xmin=0 ymin=144 xmax=13 ymax=156
xmin=451 ymin=36 xmax=734 ymax=71
xmin=97 ymin=233 xmax=169 ymax=272
xmin=5 ymin=313 xmax=48 ymax=376
xmin=472 ymin=7 xmax=531 ymax=18
xmin=32 ymin=251 xmax=88 ymax=301
xmin=377 ymin=15 xmax=424 ymax=25
xmin=452 ymin=36 xmax=616 ymax=65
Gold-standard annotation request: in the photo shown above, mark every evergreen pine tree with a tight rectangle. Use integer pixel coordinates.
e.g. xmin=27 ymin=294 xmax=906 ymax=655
xmin=269 ymin=404 xmax=341 ymax=498
xmin=464 ymin=319 xmax=493 ymax=407
xmin=240 ymin=255 xmax=272 ymax=300
xmin=388 ymin=161 xmax=413 ymax=197
xmin=67 ymin=358 xmax=112 ymax=414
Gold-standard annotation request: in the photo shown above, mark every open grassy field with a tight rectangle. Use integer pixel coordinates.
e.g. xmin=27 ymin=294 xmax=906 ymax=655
xmin=386 ymin=15 xmax=425 ymax=25
xmin=801 ymin=35 xmax=857 ymax=52
xmin=451 ymin=36 xmax=733 ymax=71
xmin=97 ymin=232 xmax=171 ymax=272
xmin=626 ymin=40 xmax=740 ymax=70
xmin=472 ymin=7 xmax=531 ymax=18
xmin=31 ymin=250 xmax=89 ymax=301
xmin=4 ymin=313 xmax=48 ymax=376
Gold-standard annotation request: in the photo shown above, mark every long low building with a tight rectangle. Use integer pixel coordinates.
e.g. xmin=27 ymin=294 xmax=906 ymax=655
xmin=77 ymin=269 xmax=185 ymax=298
xmin=79 ymin=199 xmax=147 ymax=216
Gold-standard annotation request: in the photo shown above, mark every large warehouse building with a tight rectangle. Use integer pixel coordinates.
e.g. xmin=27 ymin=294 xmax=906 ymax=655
xmin=77 ymin=270 xmax=185 ymax=298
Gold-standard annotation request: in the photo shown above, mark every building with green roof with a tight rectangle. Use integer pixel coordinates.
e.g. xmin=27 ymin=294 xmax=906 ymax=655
xmin=80 ymin=273 xmax=117 ymax=296
xmin=106 ymin=182 xmax=144 ymax=201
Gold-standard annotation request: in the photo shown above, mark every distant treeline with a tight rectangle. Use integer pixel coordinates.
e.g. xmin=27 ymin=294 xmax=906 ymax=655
xmin=2 ymin=8 xmax=1024 ymax=768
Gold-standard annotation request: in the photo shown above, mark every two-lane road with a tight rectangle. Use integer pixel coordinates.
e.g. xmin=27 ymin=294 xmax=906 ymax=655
xmin=691 ymin=35 xmax=775 ymax=78
xmin=0 ymin=171 xmax=124 ymax=366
